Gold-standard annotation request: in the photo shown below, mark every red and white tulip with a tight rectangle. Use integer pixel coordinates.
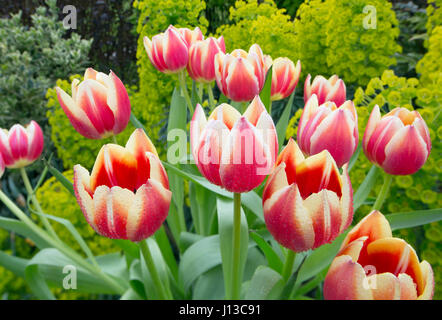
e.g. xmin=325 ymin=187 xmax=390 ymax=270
xmin=363 ymin=106 xmax=431 ymax=175
xmin=190 ymin=96 xmax=278 ymax=193
xmin=269 ymin=57 xmax=301 ymax=101
xmin=188 ymin=36 xmax=226 ymax=83
xmin=304 ymin=74 xmax=346 ymax=107
xmin=143 ymin=25 xmax=191 ymax=74
xmin=0 ymin=121 xmax=44 ymax=169
xmin=263 ymin=138 xmax=353 ymax=252
xmin=73 ymin=129 xmax=171 ymax=241
xmin=297 ymin=95 xmax=358 ymax=167
xmin=214 ymin=44 xmax=267 ymax=102
xmin=324 ymin=210 xmax=434 ymax=300
xmin=56 ymin=68 xmax=131 ymax=140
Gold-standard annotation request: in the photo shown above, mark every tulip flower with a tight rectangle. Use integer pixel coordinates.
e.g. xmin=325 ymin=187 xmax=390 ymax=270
xmin=143 ymin=25 xmax=190 ymax=74
xmin=0 ymin=155 xmax=4 ymax=179
xmin=0 ymin=121 xmax=44 ymax=169
xmin=324 ymin=210 xmax=434 ymax=300
xmin=73 ymin=129 xmax=171 ymax=241
xmin=214 ymin=44 xmax=267 ymax=102
xmin=269 ymin=58 xmax=301 ymax=101
xmin=263 ymin=138 xmax=353 ymax=252
xmin=56 ymin=68 xmax=131 ymax=140
xmin=304 ymin=74 xmax=346 ymax=107
xmin=190 ymin=96 xmax=278 ymax=193
xmin=178 ymin=26 xmax=204 ymax=48
xmin=363 ymin=106 xmax=431 ymax=175
xmin=297 ymin=95 xmax=359 ymax=167
xmin=188 ymin=36 xmax=226 ymax=83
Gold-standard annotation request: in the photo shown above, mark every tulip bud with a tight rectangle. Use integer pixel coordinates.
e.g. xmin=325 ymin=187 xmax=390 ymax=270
xmin=73 ymin=129 xmax=171 ymax=241
xmin=269 ymin=58 xmax=301 ymax=101
xmin=214 ymin=44 xmax=267 ymax=102
xmin=304 ymin=74 xmax=346 ymax=107
xmin=56 ymin=68 xmax=131 ymax=140
xmin=263 ymin=138 xmax=353 ymax=252
xmin=0 ymin=121 xmax=44 ymax=169
xmin=324 ymin=211 xmax=434 ymax=300
xmin=297 ymin=95 xmax=359 ymax=167
xmin=0 ymin=155 xmax=4 ymax=179
xmin=188 ymin=36 xmax=226 ymax=83
xmin=143 ymin=25 xmax=190 ymax=74
xmin=190 ymin=96 xmax=278 ymax=193
xmin=363 ymin=106 xmax=431 ymax=175
xmin=178 ymin=26 xmax=204 ymax=48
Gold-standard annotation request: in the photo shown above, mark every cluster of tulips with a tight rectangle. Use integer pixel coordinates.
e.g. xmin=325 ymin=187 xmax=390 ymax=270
xmin=0 ymin=24 xmax=434 ymax=300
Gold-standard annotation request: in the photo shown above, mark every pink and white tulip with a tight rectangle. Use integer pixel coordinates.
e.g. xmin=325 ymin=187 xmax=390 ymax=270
xmin=73 ymin=129 xmax=171 ymax=241
xmin=56 ymin=68 xmax=131 ymax=140
xmin=178 ymin=27 xmax=204 ymax=48
xmin=324 ymin=210 xmax=434 ymax=300
xmin=0 ymin=121 xmax=44 ymax=169
xmin=214 ymin=44 xmax=267 ymax=102
xmin=297 ymin=95 xmax=359 ymax=167
xmin=263 ymin=138 xmax=353 ymax=252
xmin=190 ymin=96 xmax=278 ymax=193
xmin=269 ymin=57 xmax=301 ymax=101
xmin=188 ymin=36 xmax=226 ymax=83
xmin=363 ymin=106 xmax=431 ymax=175
xmin=304 ymin=74 xmax=346 ymax=107
xmin=143 ymin=25 xmax=192 ymax=74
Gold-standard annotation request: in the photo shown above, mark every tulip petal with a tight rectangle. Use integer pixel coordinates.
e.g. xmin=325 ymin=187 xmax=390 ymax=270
xmin=368 ymin=272 xmax=401 ymax=300
xmin=208 ymin=103 xmax=241 ymax=130
xmin=398 ymin=273 xmax=418 ymax=300
xmin=190 ymin=103 xmax=208 ymax=158
xmin=382 ymin=125 xmax=429 ymax=175
xmin=73 ymin=165 xmax=96 ymax=230
xmin=243 ymin=96 xmax=266 ymax=126
xmin=365 ymin=238 xmax=424 ymax=295
xmin=90 ymin=144 xmax=138 ymax=193
xmin=309 ymin=107 xmax=357 ymax=167
xmin=106 ymin=71 xmax=131 ymax=134
xmin=363 ymin=105 xmax=381 ymax=151
xmin=324 ymin=255 xmax=374 ymax=300
xmin=262 ymin=163 xmax=289 ymax=203
xmin=263 ymin=184 xmax=315 ymax=252
xmin=275 ymin=138 xmax=305 ymax=184
xmin=26 ymin=121 xmax=44 ymax=163
xmin=225 ymin=58 xmax=260 ymax=102
xmin=126 ymin=179 xmax=171 ymax=241
xmin=220 ymin=117 xmax=271 ymax=192
xmin=255 ymin=111 xmax=278 ymax=165
xmin=163 ymin=27 xmax=189 ymax=72
xmin=56 ymin=87 xmax=102 ymax=139
xmin=146 ymin=152 xmax=169 ymax=190
xmin=417 ymin=261 xmax=434 ymax=300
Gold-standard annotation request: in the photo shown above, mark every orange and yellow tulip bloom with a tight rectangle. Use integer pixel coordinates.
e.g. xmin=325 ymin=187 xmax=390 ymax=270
xmin=324 ymin=210 xmax=434 ymax=300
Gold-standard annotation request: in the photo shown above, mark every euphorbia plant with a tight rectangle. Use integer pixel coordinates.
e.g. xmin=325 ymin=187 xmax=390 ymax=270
xmin=0 ymin=24 xmax=439 ymax=301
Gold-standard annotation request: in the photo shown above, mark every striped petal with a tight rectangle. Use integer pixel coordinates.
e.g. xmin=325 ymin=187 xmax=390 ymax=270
xmin=208 ymin=103 xmax=241 ymax=130
xmin=220 ymin=117 xmax=271 ymax=192
xmin=90 ymin=144 xmax=138 ymax=193
xmin=263 ymin=184 xmax=315 ymax=252
xmin=25 ymin=121 xmax=44 ymax=164
xmin=324 ymin=255 xmax=374 ymax=300
xmin=225 ymin=58 xmax=260 ymax=102
xmin=106 ymin=71 xmax=131 ymax=134
xmin=382 ymin=125 xmax=429 ymax=175
xmin=126 ymin=179 xmax=171 ymax=241
xmin=417 ymin=261 xmax=434 ymax=300
xmin=368 ymin=272 xmax=401 ymax=300
xmin=163 ymin=26 xmax=189 ymax=72
xmin=363 ymin=105 xmax=382 ymax=151
xmin=190 ymin=103 xmax=208 ymax=158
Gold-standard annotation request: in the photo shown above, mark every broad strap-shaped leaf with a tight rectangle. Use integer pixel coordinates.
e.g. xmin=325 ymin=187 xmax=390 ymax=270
xmin=275 ymin=91 xmax=295 ymax=150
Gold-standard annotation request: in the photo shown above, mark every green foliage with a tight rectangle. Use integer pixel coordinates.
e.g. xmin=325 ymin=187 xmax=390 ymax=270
xmin=45 ymin=75 xmax=143 ymax=170
xmin=133 ymin=0 xmax=208 ymax=151
xmin=293 ymin=0 xmax=401 ymax=86
xmin=325 ymin=0 xmax=401 ymax=86
xmin=216 ymin=0 xmax=298 ymax=61
xmin=0 ymin=0 xmax=91 ymax=133
xmin=426 ymin=0 xmax=442 ymax=37
xmin=293 ymin=0 xmax=330 ymax=78
xmin=416 ymin=26 xmax=442 ymax=90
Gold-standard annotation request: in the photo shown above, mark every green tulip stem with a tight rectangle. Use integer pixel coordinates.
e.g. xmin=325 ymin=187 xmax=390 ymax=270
xmin=139 ymin=239 xmax=172 ymax=300
xmin=230 ymin=192 xmax=242 ymax=300
xmin=178 ymin=70 xmax=194 ymax=115
xmin=198 ymin=82 xmax=204 ymax=102
xmin=112 ymin=135 xmax=118 ymax=145
xmin=207 ymin=83 xmax=216 ymax=111
xmin=282 ymin=249 xmax=296 ymax=282
xmin=20 ymin=167 xmax=59 ymax=242
xmin=0 ymin=188 xmax=125 ymax=295
xmin=372 ymin=172 xmax=393 ymax=211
